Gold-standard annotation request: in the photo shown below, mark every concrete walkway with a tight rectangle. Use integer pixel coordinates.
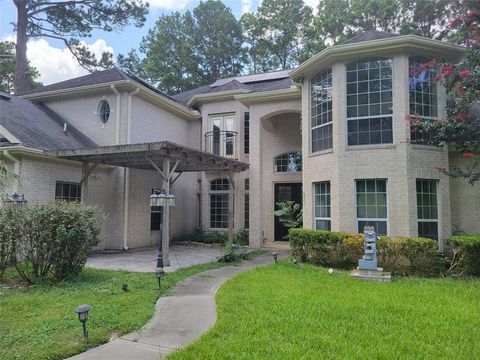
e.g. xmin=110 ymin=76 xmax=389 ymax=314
xmin=69 ymin=251 xmax=289 ymax=360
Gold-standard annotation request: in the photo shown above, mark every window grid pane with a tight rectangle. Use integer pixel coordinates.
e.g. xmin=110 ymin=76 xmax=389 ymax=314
xmin=314 ymin=181 xmax=331 ymax=231
xmin=244 ymin=112 xmax=249 ymax=154
xmin=274 ymin=152 xmax=302 ymax=172
xmin=55 ymin=181 xmax=81 ymax=202
xmin=356 ymin=179 xmax=387 ymax=235
xmin=210 ymin=194 xmax=229 ymax=229
xmin=311 ymin=68 xmax=333 ymax=152
xmin=409 ymin=56 xmax=438 ymax=145
xmin=416 ymin=179 xmax=438 ymax=240
xmin=347 ymin=58 xmax=393 ymax=146
xmin=244 ymin=178 xmax=249 ymax=229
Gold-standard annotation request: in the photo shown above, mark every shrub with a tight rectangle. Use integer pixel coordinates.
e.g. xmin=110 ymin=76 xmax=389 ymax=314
xmin=234 ymin=228 xmax=249 ymax=246
xmin=447 ymin=234 xmax=480 ymax=276
xmin=289 ymin=229 xmax=443 ymax=277
xmin=0 ymin=205 xmax=23 ymax=278
xmin=2 ymin=202 xmax=102 ymax=283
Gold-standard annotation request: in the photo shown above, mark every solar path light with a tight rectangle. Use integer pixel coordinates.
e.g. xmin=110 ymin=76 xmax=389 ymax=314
xmin=272 ymin=252 xmax=278 ymax=263
xmin=74 ymin=304 xmax=91 ymax=343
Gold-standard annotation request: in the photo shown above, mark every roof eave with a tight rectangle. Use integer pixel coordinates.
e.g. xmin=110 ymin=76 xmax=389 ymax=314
xmin=187 ymin=89 xmax=250 ymax=107
xmin=234 ymin=87 xmax=301 ymax=105
xmin=290 ymin=35 xmax=466 ymax=81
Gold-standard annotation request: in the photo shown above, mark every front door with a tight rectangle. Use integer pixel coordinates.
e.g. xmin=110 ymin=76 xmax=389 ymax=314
xmin=274 ymin=183 xmax=302 ymax=241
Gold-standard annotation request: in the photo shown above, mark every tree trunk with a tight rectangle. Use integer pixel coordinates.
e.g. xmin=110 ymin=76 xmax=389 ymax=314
xmin=13 ymin=0 xmax=29 ymax=93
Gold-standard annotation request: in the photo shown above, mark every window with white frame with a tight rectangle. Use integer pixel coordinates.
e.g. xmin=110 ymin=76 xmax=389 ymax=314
xmin=55 ymin=181 xmax=81 ymax=202
xmin=209 ymin=178 xmax=230 ymax=229
xmin=314 ymin=181 xmax=331 ymax=231
xmin=274 ymin=152 xmax=302 ymax=172
xmin=356 ymin=179 xmax=387 ymax=235
xmin=416 ymin=179 xmax=439 ymax=240
xmin=210 ymin=114 xmax=235 ymax=157
xmin=409 ymin=56 xmax=438 ymax=145
xmin=311 ymin=68 xmax=333 ymax=152
xmin=346 ymin=58 xmax=393 ymax=146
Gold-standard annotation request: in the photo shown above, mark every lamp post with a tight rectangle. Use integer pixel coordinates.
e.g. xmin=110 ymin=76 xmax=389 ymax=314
xmin=74 ymin=304 xmax=91 ymax=343
xmin=150 ymin=189 xmax=176 ymax=270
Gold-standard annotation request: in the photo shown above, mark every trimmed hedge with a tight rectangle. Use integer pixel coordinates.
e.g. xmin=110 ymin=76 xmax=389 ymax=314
xmin=447 ymin=234 xmax=480 ymax=276
xmin=289 ymin=228 xmax=441 ymax=276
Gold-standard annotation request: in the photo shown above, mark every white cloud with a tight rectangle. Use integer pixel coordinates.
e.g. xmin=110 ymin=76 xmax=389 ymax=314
xmin=2 ymin=36 xmax=114 ymax=85
xmin=148 ymin=0 xmax=192 ymax=9
xmin=242 ymin=0 xmax=252 ymax=14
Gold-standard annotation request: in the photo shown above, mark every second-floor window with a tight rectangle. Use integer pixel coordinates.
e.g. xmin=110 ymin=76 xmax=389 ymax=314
xmin=311 ymin=68 xmax=333 ymax=152
xmin=274 ymin=152 xmax=302 ymax=172
xmin=346 ymin=57 xmax=393 ymax=146
xmin=409 ymin=56 xmax=438 ymax=145
xmin=209 ymin=114 xmax=235 ymax=157
xmin=244 ymin=112 xmax=249 ymax=154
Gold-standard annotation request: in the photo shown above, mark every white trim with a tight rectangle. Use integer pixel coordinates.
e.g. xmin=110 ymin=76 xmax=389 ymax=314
xmin=0 ymin=124 xmax=21 ymax=144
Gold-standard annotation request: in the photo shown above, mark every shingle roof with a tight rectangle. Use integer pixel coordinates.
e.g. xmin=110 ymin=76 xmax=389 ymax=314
xmin=342 ymin=30 xmax=400 ymax=45
xmin=0 ymin=92 xmax=97 ymax=151
xmin=172 ymin=70 xmax=293 ymax=106
xmin=15 ymin=68 xmax=178 ymax=103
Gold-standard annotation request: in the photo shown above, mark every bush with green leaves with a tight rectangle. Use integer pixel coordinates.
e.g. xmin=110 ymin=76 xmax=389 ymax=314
xmin=289 ymin=229 xmax=444 ymax=277
xmin=0 ymin=201 xmax=102 ymax=283
xmin=273 ymin=201 xmax=302 ymax=240
xmin=0 ymin=205 xmax=23 ymax=278
xmin=447 ymin=234 xmax=480 ymax=276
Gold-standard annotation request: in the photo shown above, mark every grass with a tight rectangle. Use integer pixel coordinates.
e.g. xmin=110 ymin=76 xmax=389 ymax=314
xmin=168 ymin=261 xmax=480 ymax=360
xmin=0 ymin=261 xmax=227 ymax=360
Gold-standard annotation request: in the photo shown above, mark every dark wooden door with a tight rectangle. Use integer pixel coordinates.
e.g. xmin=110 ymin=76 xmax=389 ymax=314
xmin=274 ymin=183 xmax=302 ymax=241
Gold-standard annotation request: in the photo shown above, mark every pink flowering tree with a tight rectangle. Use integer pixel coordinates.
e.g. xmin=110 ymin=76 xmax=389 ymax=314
xmin=409 ymin=0 xmax=480 ymax=185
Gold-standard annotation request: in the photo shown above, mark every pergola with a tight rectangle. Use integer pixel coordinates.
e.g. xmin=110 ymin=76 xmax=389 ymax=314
xmin=47 ymin=141 xmax=249 ymax=266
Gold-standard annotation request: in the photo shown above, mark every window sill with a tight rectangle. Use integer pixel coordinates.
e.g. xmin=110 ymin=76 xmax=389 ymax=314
xmin=346 ymin=144 xmax=396 ymax=151
xmin=309 ymin=149 xmax=333 ymax=158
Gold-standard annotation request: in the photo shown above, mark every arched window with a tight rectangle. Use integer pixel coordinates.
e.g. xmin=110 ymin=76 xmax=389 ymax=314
xmin=311 ymin=68 xmax=332 ymax=152
xmin=274 ymin=152 xmax=302 ymax=172
xmin=409 ymin=56 xmax=438 ymax=144
xmin=98 ymin=100 xmax=110 ymax=125
xmin=346 ymin=57 xmax=393 ymax=146
xmin=209 ymin=178 xmax=230 ymax=229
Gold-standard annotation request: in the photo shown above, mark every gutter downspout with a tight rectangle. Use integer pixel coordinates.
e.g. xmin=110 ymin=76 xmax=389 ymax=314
xmin=110 ymin=85 xmax=121 ymax=144
xmin=2 ymin=150 xmax=20 ymax=193
xmin=122 ymin=87 xmax=140 ymax=251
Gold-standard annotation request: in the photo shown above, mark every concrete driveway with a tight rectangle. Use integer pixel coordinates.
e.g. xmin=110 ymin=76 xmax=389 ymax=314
xmin=86 ymin=244 xmax=223 ymax=273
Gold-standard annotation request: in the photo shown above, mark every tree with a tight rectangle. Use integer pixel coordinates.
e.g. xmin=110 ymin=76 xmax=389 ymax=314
xmin=241 ymin=12 xmax=271 ymax=74
xmin=120 ymin=0 xmax=244 ymax=94
xmin=252 ymin=0 xmax=313 ymax=69
xmin=0 ymin=41 xmax=42 ymax=94
xmin=11 ymin=0 xmax=148 ymax=93
xmin=409 ymin=0 xmax=480 ymax=185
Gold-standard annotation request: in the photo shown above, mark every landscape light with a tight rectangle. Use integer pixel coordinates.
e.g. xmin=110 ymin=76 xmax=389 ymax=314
xmin=74 ymin=304 xmax=91 ymax=343
xmin=272 ymin=252 xmax=278 ymax=263
xmin=155 ymin=267 xmax=165 ymax=289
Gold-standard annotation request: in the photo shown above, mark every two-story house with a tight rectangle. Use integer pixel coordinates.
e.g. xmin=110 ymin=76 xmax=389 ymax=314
xmin=1 ymin=31 xmax=478 ymax=254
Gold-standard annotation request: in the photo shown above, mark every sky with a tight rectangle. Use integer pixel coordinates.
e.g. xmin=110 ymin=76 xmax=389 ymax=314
xmin=0 ymin=0 xmax=318 ymax=85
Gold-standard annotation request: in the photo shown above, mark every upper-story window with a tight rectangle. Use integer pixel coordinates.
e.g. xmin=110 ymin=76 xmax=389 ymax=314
xmin=274 ymin=152 xmax=302 ymax=172
xmin=311 ymin=68 xmax=333 ymax=152
xmin=346 ymin=57 xmax=393 ymax=146
xmin=409 ymin=56 xmax=438 ymax=145
xmin=244 ymin=112 xmax=250 ymax=155
xmin=98 ymin=100 xmax=110 ymax=125
xmin=206 ymin=114 xmax=236 ymax=158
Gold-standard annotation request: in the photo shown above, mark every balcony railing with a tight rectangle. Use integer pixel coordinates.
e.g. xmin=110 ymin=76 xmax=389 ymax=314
xmin=204 ymin=130 xmax=238 ymax=159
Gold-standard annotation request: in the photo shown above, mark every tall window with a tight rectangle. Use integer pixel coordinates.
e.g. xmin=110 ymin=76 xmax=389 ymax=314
xmin=314 ymin=182 xmax=331 ymax=230
xmin=244 ymin=112 xmax=250 ymax=154
xmin=55 ymin=181 xmax=81 ymax=202
xmin=356 ymin=179 xmax=387 ymax=235
xmin=409 ymin=56 xmax=438 ymax=145
xmin=244 ymin=178 xmax=249 ymax=229
xmin=274 ymin=152 xmax=302 ymax=172
xmin=346 ymin=58 xmax=393 ymax=146
xmin=311 ymin=68 xmax=333 ymax=152
xmin=210 ymin=114 xmax=235 ymax=157
xmin=416 ymin=179 xmax=439 ymax=240
xmin=210 ymin=178 xmax=230 ymax=229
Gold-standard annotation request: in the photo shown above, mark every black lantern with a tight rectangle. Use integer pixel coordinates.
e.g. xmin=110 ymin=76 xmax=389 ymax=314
xmin=5 ymin=193 xmax=27 ymax=205
xmin=272 ymin=252 xmax=278 ymax=263
xmin=74 ymin=304 xmax=91 ymax=343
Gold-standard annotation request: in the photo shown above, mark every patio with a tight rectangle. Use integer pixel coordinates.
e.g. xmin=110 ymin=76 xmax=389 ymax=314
xmin=86 ymin=244 xmax=223 ymax=273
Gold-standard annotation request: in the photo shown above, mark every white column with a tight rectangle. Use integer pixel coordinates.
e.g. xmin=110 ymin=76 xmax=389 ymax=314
xmin=162 ymin=158 xmax=171 ymax=266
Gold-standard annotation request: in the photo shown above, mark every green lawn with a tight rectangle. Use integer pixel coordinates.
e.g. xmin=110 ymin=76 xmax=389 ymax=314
xmin=0 ymin=262 xmax=226 ymax=360
xmin=168 ymin=261 xmax=480 ymax=360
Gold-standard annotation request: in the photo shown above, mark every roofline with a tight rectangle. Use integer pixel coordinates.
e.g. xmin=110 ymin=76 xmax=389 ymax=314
xmin=18 ymin=79 xmax=201 ymax=120
xmin=0 ymin=124 xmax=22 ymax=145
xmin=187 ymin=89 xmax=250 ymax=107
xmin=290 ymin=35 xmax=466 ymax=80
xmin=234 ymin=87 xmax=301 ymax=105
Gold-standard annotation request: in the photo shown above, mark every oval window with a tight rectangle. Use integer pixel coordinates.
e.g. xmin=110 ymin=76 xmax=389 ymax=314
xmin=98 ymin=100 xmax=110 ymax=125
